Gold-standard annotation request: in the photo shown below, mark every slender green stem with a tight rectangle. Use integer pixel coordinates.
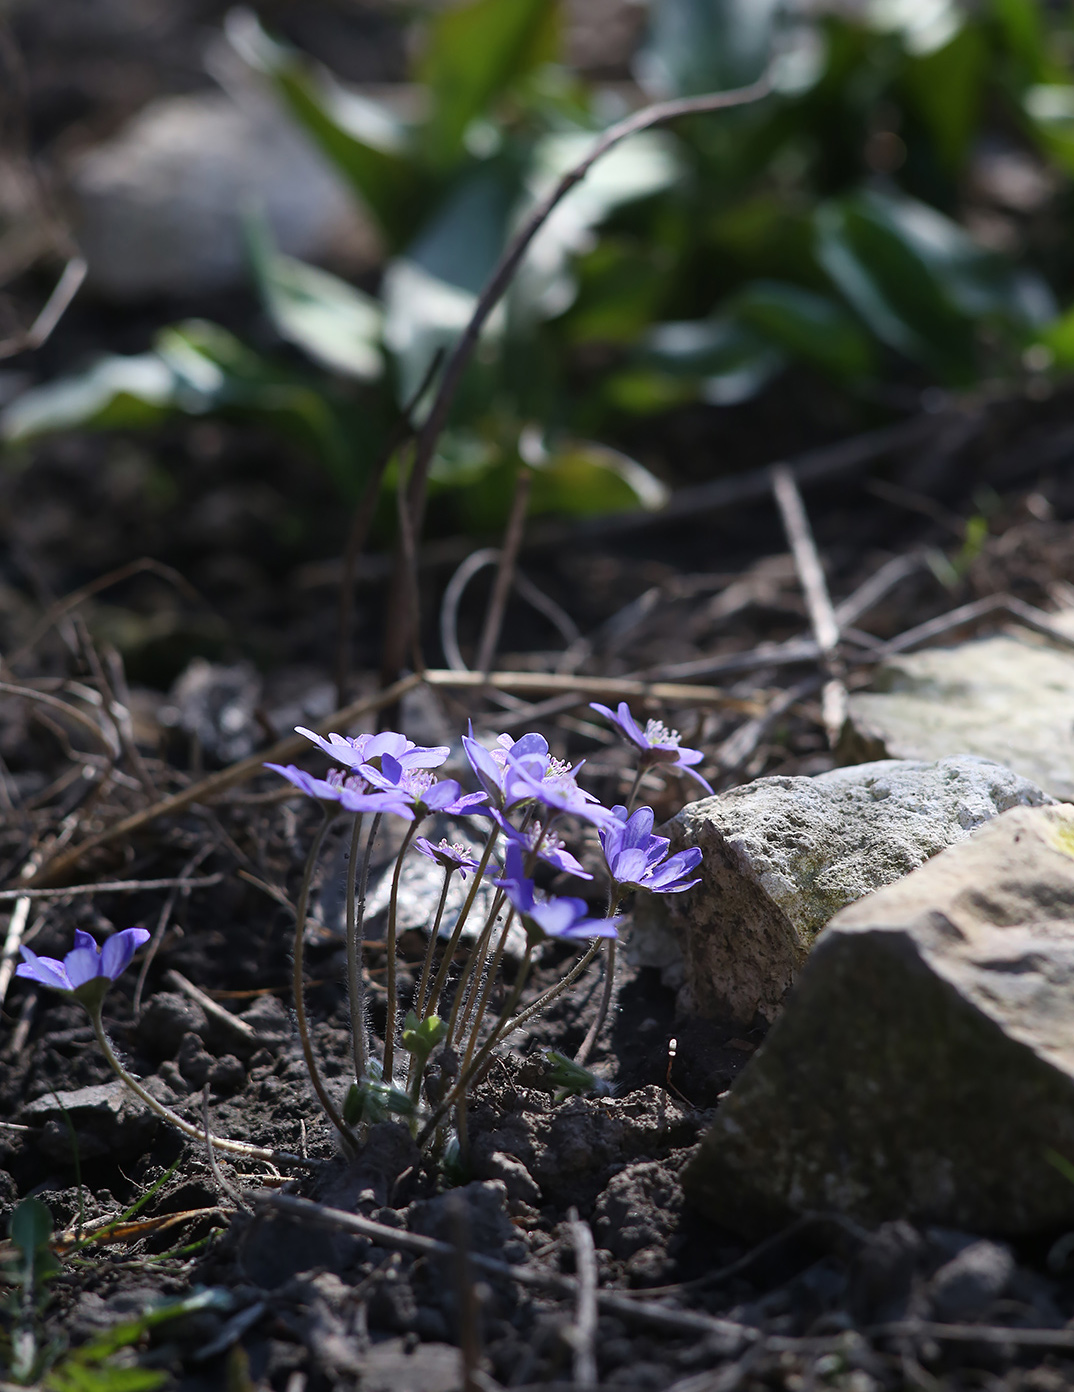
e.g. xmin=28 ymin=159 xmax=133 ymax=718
xmin=425 ymin=824 xmax=499 ymax=1018
xmin=292 ymin=813 xmax=353 ymax=1148
xmin=627 ymin=766 xmax=646 ymax=814
xmin=344 ymin=814 xmax=366 ymax=1084
xmin=503 ymin=937 xmax=603 ymax=1036
xmin=383 ymin=818 xmax=420 ymax=1083
xmin=88 ymin=1007 xmax=301 ymax=1164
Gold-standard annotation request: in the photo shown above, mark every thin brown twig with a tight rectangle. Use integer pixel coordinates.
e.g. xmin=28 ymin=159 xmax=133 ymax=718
xmin=0 ymin=256 xmax=86 ymax=360
xmin=71 ymin=614 xmax=158 ymax=801
xmin=771 ymin=465 xmax=847 ymax=746
xmin=877 ymin=593 xmax=1074 ymax=658
xmin=0 ymin=681 xmax=116 ymax=753
xmin=380 ymin=71 xmax=774 ymax=686
xmin=476 ymin=466 xmax=532 ymax=676
xmin=567 ymin=1208 xmax=598 ymax=1388
xmin=0 ymin=873 xmax=223 ymax=903
xmin=166 ymin=969 xmax=259 ymax=1045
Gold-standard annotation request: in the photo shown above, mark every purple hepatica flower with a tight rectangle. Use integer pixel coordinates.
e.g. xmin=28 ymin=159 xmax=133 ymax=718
xmin=589 ymin=702 xmax=713 ymax=795
xmin=490 ymin=811 xmax=592 ymax=881
xmin=501 ymin=750 xmax=614 ymax=829
xmin=265 ymin=762 xmax=350 ymax=803
xmin=346 ymin=757 xmax=487 ymax=822
xmin=17 ymin=927 xmax=151 ymax=1006
xmin=462 ymin=729 xmax=557 ymax=811
xmin=495 ymin=845 xmax=618 ymax=944
xmin=296 ymin=727 xmax=449 ymax=775
xmin=414 ymin=837 xmax=483 ymax=879
xmin=599 ymin=805 xmax=702 ymax=894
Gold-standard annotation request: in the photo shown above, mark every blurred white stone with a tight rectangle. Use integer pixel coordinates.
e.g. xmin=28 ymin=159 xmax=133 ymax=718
xmin=67 ymin=88 xmax=376 ymax=299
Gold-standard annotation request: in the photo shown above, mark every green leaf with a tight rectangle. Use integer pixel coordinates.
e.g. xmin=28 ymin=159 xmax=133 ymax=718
xmin=1 ymin=356 xmax=175 ymax=444
xmin=10 ymin=1198 xmax=53 ymax=1263
xmin=637 ymin=315 xmax=786 ymax=405
xmin=418 ymin=0 xmax=560 ymax=167
xmin=636 ymin=0 xmax=780 ymax=97
xmin=727 ymin=279 xmax=875 ymax=379
xmin=226 ymin=10 xmax=423 ymax=248
xmin=990 ymin=0 xmax=1046 ymax=79
xmin=815 ymin=188 xmax=1052 ymax=382
xmin=900 ymin=22 xmax=987 ymax=169
xmin=246 ymin=216 xmax=383 ymax=380
xmin=527 ymin=439 xmax=669 ymax=517
xmin=1025 ymin=85 xmax=1074 ymax=176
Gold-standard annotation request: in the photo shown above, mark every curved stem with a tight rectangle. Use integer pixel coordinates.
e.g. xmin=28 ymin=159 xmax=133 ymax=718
xmin=344 ymin=814 xmax=366 ymax=1083
xmin=414 ymin=864 xmax=454 ymax=1021
xmin=574 ymin=940 xmax=616 ymax=1068
xmin=503 ymin=937 xmax=603 ymax=1036
xmin=89 ymin=1007 xmax=302 ymax=1165
xmin=457 ymin=909 xmax=516 ymax=1077
xmin=445 ymin=886 xmax=506 ymax=1048
xmin=292 ymin=814 xmax=353 ymax=1148
xmin=425 ymin=824 xmax=499 ymax=1018
xmin=383 ymin=818 xmax=420 ymax=1083
xmin=626 ymin=767 xmax=646 ymax=814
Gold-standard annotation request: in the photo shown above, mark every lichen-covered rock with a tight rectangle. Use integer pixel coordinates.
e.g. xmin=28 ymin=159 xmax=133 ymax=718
xmin=842 ymin=630 xmax=1074 ymax=801
xmin=682 ymin=804 xmax=1074 ymax=1236
xmin=631 ymin=755 xmax=1050 ymax=1025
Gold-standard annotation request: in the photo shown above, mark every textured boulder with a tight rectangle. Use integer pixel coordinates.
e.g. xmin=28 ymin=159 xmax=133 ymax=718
xmin=843 ymin=630 xmax=1074 ymax=801
xmin=631 ymin=755 xmax=1049 ymax=1024
xmin=683 ymin=804 xmax=1074 ymax=1236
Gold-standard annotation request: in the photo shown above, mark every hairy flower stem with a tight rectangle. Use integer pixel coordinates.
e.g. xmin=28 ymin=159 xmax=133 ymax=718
xmin=88 ymin=1006 xmax=304 ymax=1165
xmin=627 ymin=768 xmax=646 ymax=814
xmin=383 ymin=819 xmax=420 ymax=1083
xmin=424 ymin=825 xmax=499 ymax=1018
xmin=445 ymin=887 xmax=506 ymax=1049
xmin=293 ymin=814 xmax=354 ymax=1150
xmin=414 ymin=865 xmax=454 ymax=1020
xmin=457 ymin=911 xmax=516 ymax=1076
xmin=344 ymin=815 xmax=366 ymax=1084
xmin=574 ymin=891 xmax=623 ymax=1067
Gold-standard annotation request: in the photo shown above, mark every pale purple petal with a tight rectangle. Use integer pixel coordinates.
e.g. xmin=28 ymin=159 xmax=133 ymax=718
xmin=63 ymin=946 xmax=103 ymax=989
xmin=73 ymin=929 xmax=98 ymax=952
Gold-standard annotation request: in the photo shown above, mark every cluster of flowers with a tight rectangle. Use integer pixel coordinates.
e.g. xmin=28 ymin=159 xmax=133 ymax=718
xmin=15 ymin=700 xmax=710 ymax=1159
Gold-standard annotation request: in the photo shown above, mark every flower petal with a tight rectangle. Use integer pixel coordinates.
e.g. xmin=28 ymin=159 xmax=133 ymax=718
xmin=16 ymin=948 xmax=74 ymax=992
xmin=101 ymin=927 xmax=151 ymax=981
xmin=64 ymin=946 xmax=104 ymax=989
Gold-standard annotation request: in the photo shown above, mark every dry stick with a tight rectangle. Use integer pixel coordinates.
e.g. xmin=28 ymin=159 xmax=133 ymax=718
xmin=567 ymin=1209 xmax=598 ymax=1389
xmin=132 ymin=845 xmax=213 ymax=1014
xmin=0 ymin=874 xmax=224 ymax=904
xmin=771 ymin=465 xmax=847 ymax=747
xmin=0 ymin=682 xmax=116 ymax=754
xmin=0 ymin=896 xmax=31 ymax=1012
xmin=23 ymin=672 xmax=424 ymax=889
xmin=71 ymin=615 xmax=157 ymax=801
xmin=876 ymin=592 xmax=1074 ymax=658
xmin=0 ymin=255 xmax=86 ymax=359
xmin=715 ymin=674 xmax=824 ymax=777
xmin=253 ymin=1190 xmax=764 ymax=1344
xmin=5 ymin=557 xmax=206 ymax=674
xmin=381 ymin=72 xmax=774 ymax=687
xmin=165 ymin=969 xmax=259 ymax=1046
xmin=476 ymin=467 xmax=533 ymax=676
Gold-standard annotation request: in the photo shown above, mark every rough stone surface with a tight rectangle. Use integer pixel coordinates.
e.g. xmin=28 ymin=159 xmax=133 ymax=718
xmin=683 ymin=804 xmax=1074 ymax=1235
xmin=842 ymin=630 xmax=1074 ymax=801
xmin=633 ymin=755 xmax=1050 ymax=1025
xmin=67 ymin=90 xmax=370 ymax=299
xmin=136 ymin=991 xmax=208 ymax=1057
xmin=22 ymin=1080 xmax=158 ymax=1161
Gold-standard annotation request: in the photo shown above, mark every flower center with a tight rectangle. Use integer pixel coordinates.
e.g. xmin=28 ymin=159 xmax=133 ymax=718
xmin=644 ymin=719 xmax=680 ymax=749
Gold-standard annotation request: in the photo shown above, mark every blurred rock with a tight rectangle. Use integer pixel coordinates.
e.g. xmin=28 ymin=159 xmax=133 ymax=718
xmin=67 ymin=88 xmax=375 ymax=300
xmin=842 ymin=630 xmax=1074 ymax=801
xmin=632 ymin=755 xmax=1049 ymax=1024
xmin=23 ymin=1080 xmax=157 ymax=1161
xmin=683 ymin=804 xmax=1074 ymax=1235
xmin=928 ymin=1239 xmax=1014 ymax=1322
xmin=160 ymin=657 xmax=262 ymax=765
xmin=137 ymin=990 xmax=209 ymax=1057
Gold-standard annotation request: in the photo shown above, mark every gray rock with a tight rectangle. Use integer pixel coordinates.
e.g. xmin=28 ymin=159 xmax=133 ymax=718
xmin=67 ymin=89 xmax=371 ymax=300
xmin=683 ymin=804 xmax=1074 ymax=1235
xmin=22 ymin=1080 xmax=157 ymax=1161
xmin=634 ymin=755 xmax=1049 ymax=1025
xmin=928 ymin=1239 xmax=1014 ymax=1322
xmin=842 ymin=630 xmax=1074 ymax=801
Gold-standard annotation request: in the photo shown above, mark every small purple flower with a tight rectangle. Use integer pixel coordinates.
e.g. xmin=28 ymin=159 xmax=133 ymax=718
xmin=346 ymin=757 xmax=487 ymax=822
xmin=265 ymin=762 xmax=350 ymax=803
xmin=495 ymin=845 xmax=618 ymax=944
xmin=296 ymin=727 xmax=449 ymax=774
xmin=589 ymin=702 xmax=713 ymax=795
xmin=414 ymin=838 xmax=483 ymax=879
xmin=17 ymin=927 xmax=151 ymax=1004
xmin=600 ymin=805 xmax=702 ymax=894
xmin=490 ymin=812 xmax=593 ymax=880
xmin=462 ymin=729 xmax=559 ymax=811
xmin=500 ymin=751 xmax=614 ymax=829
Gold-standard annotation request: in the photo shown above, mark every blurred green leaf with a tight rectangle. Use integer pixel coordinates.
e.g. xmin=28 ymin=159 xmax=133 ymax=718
xmin=637 ymin=0 xmax=780 ymax=96
xmin=1025 ymin=84 xmax=1074 ymax=175
xmin=227 ymin=9 xmax=423 ymax=248
xmin=816 ymin=188 xmax=1050 ymax=382
xmin=637 ymin=315 xmax=785 ymax=405
xmin=246 ymin=216 xmax=383 ymax=380
xmin=419 ymin=0 xmax=559 ymax=167
xmin=901 ymin=22 xmax=986 ymax=169
xmin=990 ymin=0 xmax=1046 ymax=78
xmin=728 ymin=279 xmax=875 ymax=379
xmin=1 ymin=356 xmax=176 ymax=443
xmin=527 ymin=439 xmax=669 ymax=516
xmin=10 ymin=1199 xmax=53 ymax=1262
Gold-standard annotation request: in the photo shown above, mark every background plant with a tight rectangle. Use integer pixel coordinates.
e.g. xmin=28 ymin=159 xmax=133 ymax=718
xmin=5 ymin=0 xmax=1074 ymax=540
